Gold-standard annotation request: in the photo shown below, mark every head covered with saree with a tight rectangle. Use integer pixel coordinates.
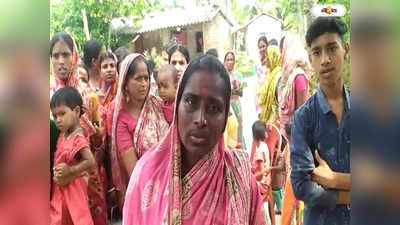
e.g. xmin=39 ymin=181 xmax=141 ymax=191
xmin=110 ymin=53 xmax=169 ymax=197
xmin=279 ymin=33 xmax=311 ymax=101
xmin=278 ymin=33 xmax=311 ymax=137
xmin=50 ymin=32 xmax=80 ymax=92
xmin=123 ymin=55 xmax=267 ymax=225
xmin=99 ymin=51 xmax=119 ymax=108
xmin=50 ymin=32 xmax=98 ymax=137
xmin=258 ymin=45 xmax=282 ymax=123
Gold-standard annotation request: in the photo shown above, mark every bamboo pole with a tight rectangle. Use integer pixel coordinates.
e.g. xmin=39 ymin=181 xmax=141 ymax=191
xmin=81 ymin=8 xmax=90 ymax=40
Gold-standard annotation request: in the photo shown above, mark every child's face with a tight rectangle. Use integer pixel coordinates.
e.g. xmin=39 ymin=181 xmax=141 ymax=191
xmin=161 ymin=51 xmax=169 ymax=65
xmin=51 ymin=105 xmax=80 ymax=133
xmin=78 ymin=67 xmax=89 ymax=84
xmin=157 ymin=71 xmax=177 ymax=103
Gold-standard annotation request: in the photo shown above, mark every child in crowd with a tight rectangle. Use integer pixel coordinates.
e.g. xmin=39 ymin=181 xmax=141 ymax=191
xmin=156 ymin=65 xmax=179 ymax=124
xmin=50 ymin=87 xmax=96 ymax=225
xmin=78 ymin=61 xmax=90 ymax=85
xmin=281 ymin=118 xmax=304 ymax=225
xmin=250 ymin=120 xmax=275 ymax=225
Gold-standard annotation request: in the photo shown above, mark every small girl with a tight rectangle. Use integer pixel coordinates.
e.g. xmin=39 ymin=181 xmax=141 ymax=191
xmin=50 ymin=87 xmax=96 ymax=225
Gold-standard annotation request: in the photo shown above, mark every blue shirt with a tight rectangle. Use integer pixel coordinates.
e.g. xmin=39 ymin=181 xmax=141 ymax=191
xmin=290 ymin=86 xmax=350 ymax=225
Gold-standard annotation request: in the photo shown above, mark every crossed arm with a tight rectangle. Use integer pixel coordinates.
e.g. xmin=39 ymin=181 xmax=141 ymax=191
xmin=290 ymin=112 xmax=350 ymax=208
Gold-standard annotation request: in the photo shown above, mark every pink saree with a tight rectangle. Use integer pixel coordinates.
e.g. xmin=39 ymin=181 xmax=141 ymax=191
xmin=50 ymin=34 xmax=96 ymax=138
xmin=110 ymin=54 xmax=169 ymax=199
xmin=122 ymin=68 xmax=268 ymax=225
xmin=50 ymin=34 xmax=107 ymax=225
xmin=278 ymin=34 xmax=311 ymax=139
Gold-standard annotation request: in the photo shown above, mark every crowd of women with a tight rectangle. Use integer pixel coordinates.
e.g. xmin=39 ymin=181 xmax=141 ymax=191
xmin=50 ymin=16 xmax=349 ymax=225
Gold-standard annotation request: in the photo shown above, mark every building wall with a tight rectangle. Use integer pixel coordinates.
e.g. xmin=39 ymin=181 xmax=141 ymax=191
xmin=246 ymin=15 xmax=282 ymax=63
xmin=141 ymin=30 xmax=168 ymax=54
xmin=186 ymin=23 xmax=203 ymax=61
xmin=141 ymin=24 xmax=203 ymax=62
xmin=139 ymin=14 xmax=233 ymax=63
xmin=203 ymin=13 xmax=233 ymax=62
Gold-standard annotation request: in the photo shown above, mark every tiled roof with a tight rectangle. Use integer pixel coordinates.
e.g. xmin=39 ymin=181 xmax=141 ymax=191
xmin=112 ymin=6 xmax=234 ymax=34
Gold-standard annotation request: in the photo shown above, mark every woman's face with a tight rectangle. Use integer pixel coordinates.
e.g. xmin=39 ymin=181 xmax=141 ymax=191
xmin=125 ymin=61 xmax=150 ymax=104
xmin=224 ymin=53 xmax=235 ymax=73
xmin=258 ymin=40 xmax=267 ymax=60
xmin=170 ymin=51 xmax=188 ymax=81
xmin=100 ymin=57 xmax=117 ymax=85
xmin=177 ymin=70 xmax=227 ymax=158
xmin=51 ymin=40 xmax=73 ymax=81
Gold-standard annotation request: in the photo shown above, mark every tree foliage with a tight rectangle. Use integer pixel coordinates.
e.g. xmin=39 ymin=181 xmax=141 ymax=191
xmin=50 ymin=0 xmax=168 ymax=53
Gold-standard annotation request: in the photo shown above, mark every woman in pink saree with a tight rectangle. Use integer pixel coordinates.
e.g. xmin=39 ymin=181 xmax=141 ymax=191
xmin=123 ymin=55 xmax=268 ymax=225
xmin=278 ymin=34 xmax=311 ymax=139
xmin=50 ymin=32 xmax=107 ymax=225
xmin=278 ymin=34 xmax=311 ymax=225
xmin=109 ymin=53 xmax=169 ymax=210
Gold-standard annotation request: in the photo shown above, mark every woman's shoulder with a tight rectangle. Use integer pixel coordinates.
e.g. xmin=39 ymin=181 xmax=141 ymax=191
xmin=225 ymin=149 xmax=252 ymax=173
xmin=116 ymin=110 xmax=137 ymax=129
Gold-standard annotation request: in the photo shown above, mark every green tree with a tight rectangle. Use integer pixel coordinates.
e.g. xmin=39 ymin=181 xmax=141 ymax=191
xmin=50 ymin=0 xmax=167 ymax=53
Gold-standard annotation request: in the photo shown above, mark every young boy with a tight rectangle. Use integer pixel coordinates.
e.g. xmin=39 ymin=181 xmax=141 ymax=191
xmin=290 ymin=17 xmax=350 ymax=225
xmin=156 ymin=65 xmax=179 ymax=124
xmin=250 ymin=120 xmax=275 ymax=225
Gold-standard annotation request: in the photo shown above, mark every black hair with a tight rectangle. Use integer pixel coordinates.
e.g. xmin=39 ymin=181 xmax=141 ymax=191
xmin=114 ymin=47 xmax=130 ymax=71
xmin=99 ymin=51 xmax=116 ymax=65
xmin=175 ymin=55 xmax=231 ymax=132
xmin=157 ymin=64 xmax=179 ymax=84
xmin=268 ymin=39 xmax=278 ymax=46
xmin=252 ymin=120 xmax=266 ymax=141
xmin=224 ymin=51 xmax=235 ymax=62
xmin=78 ymin=60 xmax=90 ymax=82
xmin=124 ymin=55 xmax=151 ymax=89
xmin=168 ymin=44 xmax=190 ymax=64
xmin=50 ymin=32 xmax=73 ymax=56
xmin=258 ymin=36 xmax=268 ymax=46
xmin=206 ymin=48 xmax=218 ymax=58
xmin=147 ymin=59 xmax=156 ymax=74
xmin=279 ymin=36 xmax=286 ymax=53
xmin=306 ymin=17 xmax=347 ymax=47
xmin=50 ymin=87 xmax=84 ymax=117
xmin=164 ymin=42 xmax=175 ymax=52
xmin=83 ymin=40 xmax=103 ymax=68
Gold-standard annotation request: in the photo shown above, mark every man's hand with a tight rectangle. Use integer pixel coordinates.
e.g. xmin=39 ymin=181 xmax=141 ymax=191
xmin=312 ymin=150 xmax=336 ymax=189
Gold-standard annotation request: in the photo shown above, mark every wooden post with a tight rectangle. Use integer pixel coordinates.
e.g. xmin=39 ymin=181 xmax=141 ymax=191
xmin=81 ymin=8 xmax=90 ymax=40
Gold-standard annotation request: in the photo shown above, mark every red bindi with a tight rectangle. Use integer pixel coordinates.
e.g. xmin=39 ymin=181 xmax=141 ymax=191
xmin=201 ymin=88 xmax=207 ymax=95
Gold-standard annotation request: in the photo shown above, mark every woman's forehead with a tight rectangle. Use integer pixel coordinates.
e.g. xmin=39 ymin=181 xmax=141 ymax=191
xmin=171 ymin=51 xmax=185 ymax=60
xmin=101 ymin=57 xmax=115 ymax=65
xmin=53 ymin=40 xmax=71 ymax=52
xmin=182 ymin=70 xmax=226 ymax=98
